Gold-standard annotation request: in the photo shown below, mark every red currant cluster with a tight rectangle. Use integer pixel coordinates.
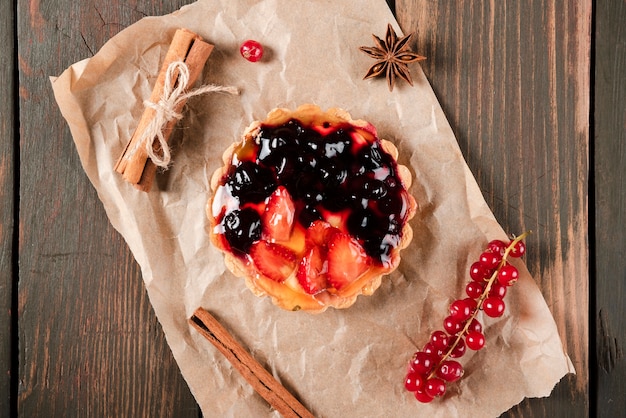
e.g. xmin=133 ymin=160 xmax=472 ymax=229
xmin=405 ymin=233 xmax=529 ymax=403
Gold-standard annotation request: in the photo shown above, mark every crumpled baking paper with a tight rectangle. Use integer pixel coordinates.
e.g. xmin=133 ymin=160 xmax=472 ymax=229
xmin=51 ymin=0 xmax=574 ymax=416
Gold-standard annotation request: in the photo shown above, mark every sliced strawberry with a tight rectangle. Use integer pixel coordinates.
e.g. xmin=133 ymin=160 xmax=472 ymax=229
xmin=263 ymin=186 xmax=295 ymax=242
xmin=327 ymin=233 xmax=370 ymax=290
xmin=250 ymin=240 xmax=297 ymax=283
xmin=296 ymin=245 xmax=328 ymax=294
xmin=305 ymin=220 xmax=340 ymax=248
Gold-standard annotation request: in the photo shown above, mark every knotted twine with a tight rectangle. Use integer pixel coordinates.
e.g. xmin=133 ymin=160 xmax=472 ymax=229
xmin=134 ymin=60 xmax=239 ymax=168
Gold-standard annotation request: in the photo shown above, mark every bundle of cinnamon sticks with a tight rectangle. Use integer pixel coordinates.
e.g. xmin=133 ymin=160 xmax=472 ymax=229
xmin=115 ymin=29 xmax=214 ymax=191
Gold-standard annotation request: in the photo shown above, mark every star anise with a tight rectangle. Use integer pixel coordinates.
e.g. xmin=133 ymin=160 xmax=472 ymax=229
xmin=359 ymin=23 xmax=426 ymax=91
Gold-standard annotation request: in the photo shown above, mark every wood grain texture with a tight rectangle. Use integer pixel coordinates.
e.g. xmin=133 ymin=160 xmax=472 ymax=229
xmin=394 ymin=0 xmax=590 ymax=416
xmin=17 ymin=1 xmax=198 ymax=416
xmin=1 ymin=1 xmax=15 ymax=416
xmin=10 ymin=0 xmax=599 ymax=416
xmin=594 ymin=0 xmax=626 ymax=416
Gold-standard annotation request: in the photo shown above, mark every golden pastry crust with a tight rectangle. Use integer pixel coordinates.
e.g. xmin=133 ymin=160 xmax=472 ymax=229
xmin=207 ymin=104 xmax=416 ymax=312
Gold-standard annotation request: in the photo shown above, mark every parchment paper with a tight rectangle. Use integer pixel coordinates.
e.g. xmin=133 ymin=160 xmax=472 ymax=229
xmin=51 ymin=0 xmax=574 ymax=416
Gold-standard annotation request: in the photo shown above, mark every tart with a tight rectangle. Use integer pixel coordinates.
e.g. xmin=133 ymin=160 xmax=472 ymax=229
xmin=208 ymin=104 xmax=416 ymax=312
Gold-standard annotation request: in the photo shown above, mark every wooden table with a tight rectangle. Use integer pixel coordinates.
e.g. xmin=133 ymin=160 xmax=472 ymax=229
xmin=2 ymin=0 xmax=623 ymax=416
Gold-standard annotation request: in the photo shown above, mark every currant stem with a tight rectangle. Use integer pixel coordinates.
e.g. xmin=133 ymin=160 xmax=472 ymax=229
xmin=427 ymin=231 xmax=531 ymax=380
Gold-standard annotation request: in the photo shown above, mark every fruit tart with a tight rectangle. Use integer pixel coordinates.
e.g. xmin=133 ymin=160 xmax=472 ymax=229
xmin=208 ymin=104 xmax=416 ymax=312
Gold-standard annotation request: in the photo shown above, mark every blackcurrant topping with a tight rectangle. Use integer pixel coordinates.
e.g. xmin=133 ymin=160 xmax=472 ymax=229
xmin=298 ymin=204 xmax=324 ymax=227
xmin=226 ymin=161 xmax=276 ymax=203
xmin=222 ymin=208 xmax=262 ymax=254
xmin=218 ymin=118 xmax=410 ymax=264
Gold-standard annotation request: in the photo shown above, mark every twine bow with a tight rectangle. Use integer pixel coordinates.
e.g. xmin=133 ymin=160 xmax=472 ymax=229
xmin=138 ymin=60 xmax=239 ymax=168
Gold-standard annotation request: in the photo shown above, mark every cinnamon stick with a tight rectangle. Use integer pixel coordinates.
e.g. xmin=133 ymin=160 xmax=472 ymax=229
xmin=189 ymin=308 xmax=315 ymax=418
xmin=115 ymin=29 xmax=214 ymax=191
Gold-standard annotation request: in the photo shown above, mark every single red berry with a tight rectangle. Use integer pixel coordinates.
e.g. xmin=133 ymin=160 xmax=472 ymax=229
xmin=488 ymin=282 xmax=508 ymax=298
xmin=464 ymin=297 xmax=478 ymax=312
xmin=469 ymin=261 xmax=488 ymax=281
xmin=437 ymin=360 xmax=464 ymax=382
xmin=483 ymin=297 xmax=506 ymax=317
xmin=410 ymin=351 xmax=435 ymax=375
xmin=240 ymin=40 xmax=264 ymax=62
xmin=422 ymin=342 xmax=443 ymax=358
xmin=479 ymin=250 xmax=502 ymax=270
xmin=498 ymin=263 xmax=519 ymax=286
xmin=509 ymin=240 xmax=526 ymax=257
xmin=488 ymin=239 xmax=507 ymax=255
xmin=430 ymin=330 xmax=449 ymax=351
xmin=448 ymin=337 xmax=466 ymax=358
xmin=404 ymin=371 xmax=425 ymax=392
xmin=466 ymin=281 xmax=485 ymax=298
xmin=425 ymin=377 xmax=446 ymax=398
xmin=467 ymin=318 xmax=483 ymax=334
xmin=443 ymin=315 xmax=463 ymax=335
xmin=414 ymin=388 xmax=435 ymax=403
xmin=466 ymin=330 xmax=486 ymax=350
xmin=449 ymin=299 xmax=473 ymax=321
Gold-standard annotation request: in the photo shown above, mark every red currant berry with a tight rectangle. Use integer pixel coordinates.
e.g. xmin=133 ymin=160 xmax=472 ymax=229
xmin=425 ymin=378 xmax=446 ymax=398
xmin=488 ymin=239 xmax=507 ymax=255
xmin=443 ymin=315 xmax=463 ymax=335
xmin=488 ymin=282 xmax=508 ymax=298
xmin=448 ymin=337 xmax=466 ymax=358
xmin=467 ymin=318 xmax=483 ymax=334
xmin=498 ymin=263 xmax=519 ymax=286
xmin=422 ymin=342 xmax=443 ymax=358
xmin=437 ymin=360 xmax=464 ymax=382
xmin=464 ymin=297 xmax=478 ymax=312
xmin=410 ymin=351 xmax=435 ymax=375
xmin=469 ymin=261 xmax=488 ymax=281
xmin=449 ymin=299 xmax=473 ymax=321
xmin=240 ymin=40 xmax=264 ymax=62
xmin=479 ymin=250 xmax=502 ymax=269
xmin=414 ymin=388 xmax=435 ymax=403
xmin=404 ymin=371 xmax=425 ymax=392
xmin=466 ymin=330 xmax=486 ymax=350
xmin=509 ymin=240 xmax=526 ymax=257
xmin=466 ymin=281 xmax=485 ymax=299
xmin=483 ymin=297 xmax=506 ymax=317
xmin=430 ymin=330 xmax=449 ymax=351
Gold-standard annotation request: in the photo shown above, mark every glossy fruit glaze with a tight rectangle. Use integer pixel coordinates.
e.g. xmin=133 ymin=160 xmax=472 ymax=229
xmin=213 ymin=116 xmax=411 ymax=258
xmin=210 ymin=111 xmax=415 ymax=303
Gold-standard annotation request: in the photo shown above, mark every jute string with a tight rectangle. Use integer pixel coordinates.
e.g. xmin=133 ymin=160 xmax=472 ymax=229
xmin=130 ymin=60 xmax=239 ymax=168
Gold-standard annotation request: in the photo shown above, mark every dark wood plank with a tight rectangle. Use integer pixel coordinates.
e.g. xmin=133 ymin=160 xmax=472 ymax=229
xmin=1 ymin=1 xmax=15 ymax=416
xmin=17 ymin=1 xmax=198 ymax=416
xmin=594 ymin=0 xmax=626 ymax=416
xmin=14 ymin=0 xmax=597 ymax=416
xmin=395 ymin=1 xmax=590 ymax=416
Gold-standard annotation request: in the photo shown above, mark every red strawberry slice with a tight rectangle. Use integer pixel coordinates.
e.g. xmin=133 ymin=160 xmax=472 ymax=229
xmin=327 ymin=233 xmax=370 ymax=290
xmin=250 ymin=240 xmax=297 ymax=283
xmin=305 ymin=220 xmax=340 ymax=248
xmin=263 ymin=186 xmax=295 ymax=242
xmin=296 ymin=245 xmax=328 ymax=294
